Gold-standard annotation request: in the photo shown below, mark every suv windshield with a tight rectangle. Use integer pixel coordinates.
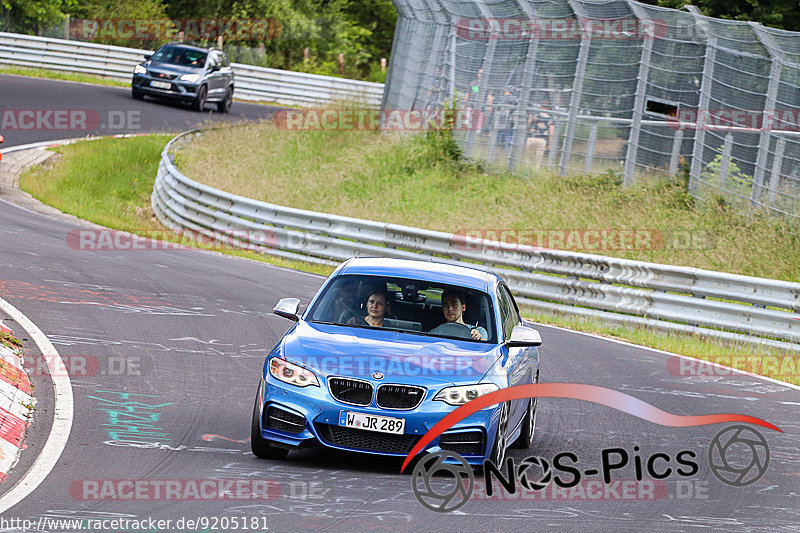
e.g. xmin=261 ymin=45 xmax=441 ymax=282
xmin=152 ymin=46 xmax=207 ymax=67
xmin=307 ymin=275 xmax=496 ymax=343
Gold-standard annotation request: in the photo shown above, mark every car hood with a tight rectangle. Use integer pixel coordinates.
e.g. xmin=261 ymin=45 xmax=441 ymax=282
xmin=280 ymin=321 xmax=500 ymax=385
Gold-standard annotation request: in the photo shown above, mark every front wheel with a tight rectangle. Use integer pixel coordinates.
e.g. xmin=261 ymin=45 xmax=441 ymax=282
xmin=511 ymin=398 xmax=536 ymax=449
xmin=489 ymin=401 xmax=509 ymax=466
xmin=132 ymin=88 xmax=144 ymax=100
xmin=192 ymin=85 xmax=207 ymax=112
xmin=250 ymin=386 xmax=289 ymax=459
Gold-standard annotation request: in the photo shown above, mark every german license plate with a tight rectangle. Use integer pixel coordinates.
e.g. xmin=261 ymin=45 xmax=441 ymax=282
xmin=150 ymin=80 xmax=171 ymax=89
xmin=339 ymin=411 xmax=405 ymax=434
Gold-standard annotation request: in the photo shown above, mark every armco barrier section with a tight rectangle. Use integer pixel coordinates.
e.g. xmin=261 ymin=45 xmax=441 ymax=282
xmin=0 ymin=32 xmax=383 ymax=107
xmin=152 ymin=131 xmax=800 ymax=351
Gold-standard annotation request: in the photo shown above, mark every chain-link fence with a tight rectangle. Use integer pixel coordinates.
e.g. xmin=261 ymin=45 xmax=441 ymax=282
xmin=382 ymin=0 xmax=800 ymax=218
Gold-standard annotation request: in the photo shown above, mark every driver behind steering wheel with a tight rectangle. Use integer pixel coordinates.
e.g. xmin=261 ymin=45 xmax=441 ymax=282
xmin=439 ymin=289 xmax=487 ymax=340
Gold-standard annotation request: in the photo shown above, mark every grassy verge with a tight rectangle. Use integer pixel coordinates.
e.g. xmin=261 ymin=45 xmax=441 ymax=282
xmin=18 ymin=131 xmax=800 ymax=386
xmin=18 ymin=135 xmax=332 ymax=276
xmin=0 ymin=66 xmax=130 ymax=87
xmin=178 ymin=123 xmax=800 ymax=281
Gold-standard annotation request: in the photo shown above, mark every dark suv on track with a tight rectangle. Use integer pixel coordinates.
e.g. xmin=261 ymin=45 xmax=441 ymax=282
xmin=132 ymin=43 xmax=234 ymax=112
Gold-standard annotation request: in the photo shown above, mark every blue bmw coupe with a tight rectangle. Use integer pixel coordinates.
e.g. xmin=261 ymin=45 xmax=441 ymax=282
xmin=251 ymin=257 xmax=542 ymax=466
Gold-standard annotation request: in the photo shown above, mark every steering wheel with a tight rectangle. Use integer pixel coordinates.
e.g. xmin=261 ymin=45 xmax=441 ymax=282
xmin=429 ymin=322 xmax=474 ymax=340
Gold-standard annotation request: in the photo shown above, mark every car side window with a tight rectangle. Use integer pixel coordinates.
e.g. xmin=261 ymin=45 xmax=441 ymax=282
xmin=496 ymin=285 xmax=516 ymax=340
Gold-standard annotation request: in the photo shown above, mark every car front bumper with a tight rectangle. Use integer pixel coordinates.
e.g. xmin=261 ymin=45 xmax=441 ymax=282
xmin=132 ymin=74 xmax=200 ymax=101
xmin=258 ymin=374 xmax=502 ymax=466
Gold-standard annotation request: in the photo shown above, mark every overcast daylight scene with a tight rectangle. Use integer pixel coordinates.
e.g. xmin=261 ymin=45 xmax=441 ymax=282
xmin=1 ymin=0 xmax=799 ymax=531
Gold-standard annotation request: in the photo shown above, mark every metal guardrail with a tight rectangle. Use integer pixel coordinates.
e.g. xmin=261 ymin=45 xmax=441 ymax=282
xmin=0 ymin=32 xmax=384 ymax=107
xmin=153 ymin=130 xmax=800 ymax=352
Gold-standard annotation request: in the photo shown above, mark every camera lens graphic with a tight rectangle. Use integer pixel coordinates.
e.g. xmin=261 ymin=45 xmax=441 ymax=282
xmin=517 ymin=456 xmax=552 ymax=491
xmin=708 ymin=425 xmax=769 ymax=487
xmin=411 ymin=451 xmax=474 ymax=512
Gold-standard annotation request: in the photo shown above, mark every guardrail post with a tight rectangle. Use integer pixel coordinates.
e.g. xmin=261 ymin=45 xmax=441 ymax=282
xmin=768 ymin=136 xmax=786 ymax=208
xmin=559 ymin=4 xmax=591 ymax=176
xmin=718 ymin=133 xmax=733 ymax=187
xmin=623 ymin=3 xmax=655 ymax=187
xmin=669 ymin=129 xmax=684 ymax=176
xmin=584 ymin=124 xmax=598 ymax=173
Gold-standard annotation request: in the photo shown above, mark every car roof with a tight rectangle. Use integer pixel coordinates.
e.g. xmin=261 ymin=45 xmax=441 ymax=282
xmin=338 ymin=257 xmax=499 ymax=292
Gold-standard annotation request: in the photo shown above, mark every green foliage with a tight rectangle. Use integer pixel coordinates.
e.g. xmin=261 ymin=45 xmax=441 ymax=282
xmin=423 ymin=98 xmax=465 ymax=165
xmin=1 ymin=0 xmax=74 ymax=33
xmin=698 ymin=152 xmax=754 ymax=209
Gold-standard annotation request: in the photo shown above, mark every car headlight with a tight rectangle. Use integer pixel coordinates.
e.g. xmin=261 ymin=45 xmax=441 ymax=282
xmin=134 ymin=65 xmax=147 ymax=75
xmin=179 ymin=73 xmax=200 ymax=83
xmin=269 ymin=357 xmax=319 ymax=387
xmin=434 ymin=383 xmax=499 ymax=406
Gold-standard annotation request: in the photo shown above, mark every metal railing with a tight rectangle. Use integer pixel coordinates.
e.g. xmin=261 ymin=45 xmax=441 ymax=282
xmin=0 ymin=32 xmax=383 ymax=107
xmin=153 ymin=130 xmax=800 ymax=352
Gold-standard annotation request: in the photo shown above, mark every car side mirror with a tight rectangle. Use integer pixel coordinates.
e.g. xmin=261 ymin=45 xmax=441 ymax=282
xmin=144 ymin=53 xmax=153 ymax=60
xmin=210 ymin=63 xmax=220 ymax=72
xmin=506 ymin=325 xmax=542 ymax=347
xmin=273 ymin=298 xmax=301 ymax=321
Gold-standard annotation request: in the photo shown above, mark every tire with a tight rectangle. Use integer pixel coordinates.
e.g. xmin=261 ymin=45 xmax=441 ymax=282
xmin=132 ymin=88 xmax=144 ymax=100
xmin=511 ymin=398 xmax=536 ymax=449
xmin=512 ymin=370 xmax=539 ymax=449
xmin=192 ymin=85 xmax=207 ymax=112
xmin=217 ymin=88 xmax=233 ymax=113
xmin=250 ymin=386 xmax=289 ymax=460
xmin=489 ymin=401 xmax=509 ymax=466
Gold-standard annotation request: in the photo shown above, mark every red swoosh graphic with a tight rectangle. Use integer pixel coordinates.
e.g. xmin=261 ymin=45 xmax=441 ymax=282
xmin=400 ymin=383 xmax=781 ymax=472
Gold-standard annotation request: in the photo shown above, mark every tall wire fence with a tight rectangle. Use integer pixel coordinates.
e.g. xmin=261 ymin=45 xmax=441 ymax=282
xmin=382 ymin=0 xmax=800 ymax=218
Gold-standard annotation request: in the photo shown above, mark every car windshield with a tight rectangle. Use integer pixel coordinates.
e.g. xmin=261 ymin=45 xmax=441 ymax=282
xmin=307 ymin=275 xmax=497 ymax=343
xmin=151 ymin=46 xmax=207 ymax=68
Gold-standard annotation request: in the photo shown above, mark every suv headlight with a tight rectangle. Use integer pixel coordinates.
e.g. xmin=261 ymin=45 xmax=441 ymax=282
xmin=434 ymin=383 xmax=498 ymax=406
xmin=134 ymin=64 xmax=147 ymax=75
xmin=179 ymin=73 xmax=200 ymax=83
xmin=269 ymin=357 xmax=319 ymax=387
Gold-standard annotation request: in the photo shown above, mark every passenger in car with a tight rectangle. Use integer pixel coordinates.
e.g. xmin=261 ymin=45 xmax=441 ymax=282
xmin=440 ymin=290 xmax=488 ymax=340
xmin=348 ymin=289 xmax=390 ymax=328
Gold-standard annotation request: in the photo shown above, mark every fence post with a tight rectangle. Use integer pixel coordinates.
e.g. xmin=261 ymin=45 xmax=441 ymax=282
xmin=623 ymin=3 xmax=655 ymax=186
xmin=669 ymin=129 xmax=684 ymax=176
xmin=768 ymin=136 xmax=786 ymax=209
xmin=508 ymin=0 xmax=541 ymax=173
xmin=584 ymin=124 xmax=598 ymax=173
xmin=560 ymin=3 xmax=591 ymax=176
xmin=686 ymin=6 xmax=716 ymax=194
xmin=548 ymin=120 xmax=563 ymax=169
xmin=718 ymin=133 xmax=734 ymax=187
xmin=464 ymin=3 xmax=499 ymax=159
xmin=749 ymin=22 xmax=783 ymax=210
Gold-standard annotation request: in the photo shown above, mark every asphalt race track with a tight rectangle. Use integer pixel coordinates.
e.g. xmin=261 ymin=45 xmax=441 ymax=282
xmin=0 ymin=74 xmax=280 ymax=147
xmin=1 ymin=76 xmax=799 ymax=532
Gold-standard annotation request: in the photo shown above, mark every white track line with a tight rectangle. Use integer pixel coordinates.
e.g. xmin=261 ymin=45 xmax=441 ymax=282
xmin=529 ymin=320 xmax=800 ymax=392
xmin=0 ymin=297 xmax=73 ymax=513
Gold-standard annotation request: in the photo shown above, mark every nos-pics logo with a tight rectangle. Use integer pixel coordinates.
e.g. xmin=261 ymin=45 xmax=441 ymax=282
xmin=411 ymin=425 xmax=770 ymax=513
